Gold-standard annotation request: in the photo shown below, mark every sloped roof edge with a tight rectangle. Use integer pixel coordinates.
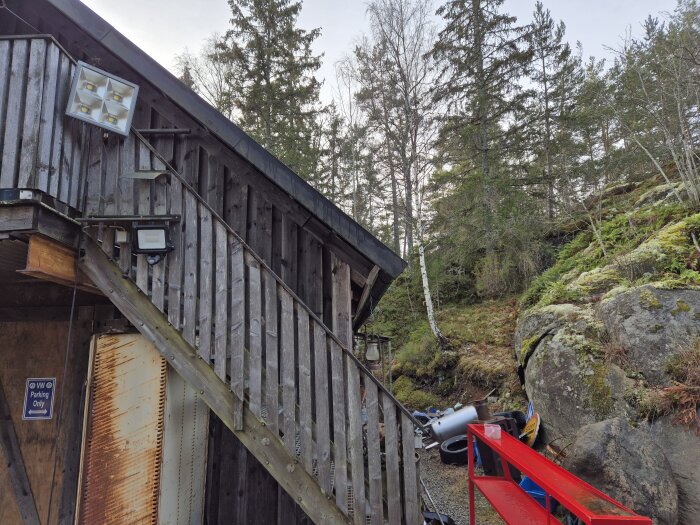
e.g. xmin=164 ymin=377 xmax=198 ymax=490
xmin=47 ymin=0 xmax=406 ymax=279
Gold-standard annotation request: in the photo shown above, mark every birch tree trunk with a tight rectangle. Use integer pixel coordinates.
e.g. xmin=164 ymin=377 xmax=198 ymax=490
xmin=417 ymin=218 xmax=446 ymax=346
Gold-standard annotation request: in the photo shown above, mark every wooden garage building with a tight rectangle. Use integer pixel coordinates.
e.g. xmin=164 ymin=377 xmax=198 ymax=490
xmin=0 ymin=0 xmax=423 ymax=523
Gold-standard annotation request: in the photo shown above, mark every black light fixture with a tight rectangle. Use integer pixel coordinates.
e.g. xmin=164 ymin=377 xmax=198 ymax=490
xmin=132 ymin=224 xmax=174 ymax=265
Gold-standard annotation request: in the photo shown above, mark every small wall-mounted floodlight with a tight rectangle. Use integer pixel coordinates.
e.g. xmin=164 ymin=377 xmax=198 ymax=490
xmin=132 ymin=225 xmax=173 ymax=265
xmin=66 ymin=61 xmax=139 ymax=136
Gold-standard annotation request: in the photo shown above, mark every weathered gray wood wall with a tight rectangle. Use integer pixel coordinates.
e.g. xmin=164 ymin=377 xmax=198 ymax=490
xmin=0 ymin=4 xmax=418 ymax=519
xmin=0 ymin=31 xmax=365 ymax=327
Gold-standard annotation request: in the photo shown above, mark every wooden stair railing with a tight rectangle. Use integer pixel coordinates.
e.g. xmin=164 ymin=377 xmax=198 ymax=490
xmin=76 ymin=128 xmax=423 ymax=525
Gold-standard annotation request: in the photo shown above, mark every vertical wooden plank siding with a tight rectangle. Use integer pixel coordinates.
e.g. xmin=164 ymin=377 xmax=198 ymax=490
xmin=263 ymin=268 xmax=279 ymax=435
xmin=332 ymin=256 xmax=353 ymax=351
xmin=297 ymin=307 xmax=313 ymax=474
xmin=182 ymin=191 xmax=199 ymax=346
xmin=214 ymin=221 xmax=228 ymax=381
xmin=281 ymin=215 xmax=297 ymax=292
xmin=68 ymin=122 xmax=86 ymax=209
xmin=36 ymin=42 xmax=60 ymax=192
xmin=58 ymin=65 xmax=77 ymax=205
xmin=0 ymin=41 xmax=11 ymax=162
xmin=198 ymin=203 xmax=213 ymax=361
xmin=247 ymin=254 xmax=263 ymax=418
xmin=257 ymin=196 xmax=273 ymax=263
xmin=150 ymin=122 xmax=169 ymax=311
xmin=83 ymin=128 xmax=102 ymax=217
xmin=401 ymin=412 xmax=420 ymax=525
xmin=383 ymin=394 xmax=402 ymax=525
xmin=329 ymin=339 xmax=347 ymax=515
xmin=271 ymin=207 xmax=283 ymax=276
xmin=136 ymin=133 xmax=151 ymax=292
xmin=229 ymin=236 xmax=246 ymax=430
xmin=312 ymin=322 xmax=332 ymax=495
xmin=18 ymin=39 xmax=47 ymax=188
xmin=365 ymin=381 xmax=383 ymax=525
xmin=1 ymin=40 xmax=29 ymax=187
xmin=100 ymin=135 xmax=119 ymax=260
xmin=280 ymin=288 xmax=296 ymax=455
xmin=49 ymin=54 xmax=71 ymax=199
xmin=166 ymin=145 xmax=185 ymax=324
xmin=331 ymin=254 xmax=352 ymax=515
xmin=119 ymin=133 xmax=136 ymax=276
xmin=346 ymin=358 xmax=365 ymax=525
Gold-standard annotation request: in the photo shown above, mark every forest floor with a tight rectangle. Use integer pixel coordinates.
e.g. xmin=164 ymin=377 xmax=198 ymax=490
xmin=419 ymin=446 xmax=504 ymax=525
xmin=389 ymin=296 xmax=527 ymax=413
xmin=400 ymin=298 xmax=526 ymax=524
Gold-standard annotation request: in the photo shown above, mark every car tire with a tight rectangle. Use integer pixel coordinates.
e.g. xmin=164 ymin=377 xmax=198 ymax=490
xmin=439 ymin=434 xmax=469 ymax=465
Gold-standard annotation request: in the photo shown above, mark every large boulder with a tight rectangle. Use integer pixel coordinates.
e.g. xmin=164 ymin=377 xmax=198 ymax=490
xmin=523 ymin=326 xmax=628 ymax=439
xmin=564 ymin=418 xmax=678 ymax=525
xmin=647 ymin=419 xmax=700 ymax=524
xmin=600 ymin=285 xmax=700 ymax=385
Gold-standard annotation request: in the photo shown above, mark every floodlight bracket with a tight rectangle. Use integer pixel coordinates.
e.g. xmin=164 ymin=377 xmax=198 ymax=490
xmin=121 ymin=171 xmax=170 ymax=181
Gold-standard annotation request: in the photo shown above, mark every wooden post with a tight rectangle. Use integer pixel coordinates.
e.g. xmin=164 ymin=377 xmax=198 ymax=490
xmin=0 ymin=376 xmax=41 ymax=525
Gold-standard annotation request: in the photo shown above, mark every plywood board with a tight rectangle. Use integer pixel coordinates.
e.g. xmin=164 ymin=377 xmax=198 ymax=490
xmin=0 ymin=320 xmax=69 ymax=525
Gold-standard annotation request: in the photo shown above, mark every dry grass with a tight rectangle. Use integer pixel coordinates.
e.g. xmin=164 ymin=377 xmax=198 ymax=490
xmin=639 ymin=345 xmax=700 ymax=434
xmin=664 ymin=345 xmax=700 ymax=434
xmin=603 ymin=342 xmax=630 ymax=369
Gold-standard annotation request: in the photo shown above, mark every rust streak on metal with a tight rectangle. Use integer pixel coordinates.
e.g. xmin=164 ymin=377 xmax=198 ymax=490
xmin=78 ymin=334 xmax=166 ymax=525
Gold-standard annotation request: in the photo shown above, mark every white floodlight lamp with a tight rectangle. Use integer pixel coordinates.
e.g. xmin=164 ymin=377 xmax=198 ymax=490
xmin=66 ymin=61 xmax=139 ymax=136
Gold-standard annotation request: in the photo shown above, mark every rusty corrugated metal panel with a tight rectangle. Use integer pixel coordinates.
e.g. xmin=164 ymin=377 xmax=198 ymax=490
xmin=78 ymin=334 xmax=166 ymax=525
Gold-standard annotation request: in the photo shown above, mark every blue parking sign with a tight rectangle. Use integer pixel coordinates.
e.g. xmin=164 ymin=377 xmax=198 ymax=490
xmin=22 ymin=378 xmax=56 ymax=420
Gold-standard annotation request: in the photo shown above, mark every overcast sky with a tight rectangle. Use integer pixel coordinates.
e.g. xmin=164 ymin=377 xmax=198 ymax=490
xmin=82 ymin=0 xmax=678 ymax=102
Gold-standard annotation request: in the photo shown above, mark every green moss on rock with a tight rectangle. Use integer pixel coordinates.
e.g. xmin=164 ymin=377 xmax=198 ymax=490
xmin=519 ymin=335 xmax=542 ymax=366
xmin=392 ymin=376 xmax=439 ymax=410
xmin=585 ymin=362 xmax=614 ymax=418
xmin=639 ymin=288 xmax=662 ymax=310
xmin=671 ymin=300 xmax=691 ymax=315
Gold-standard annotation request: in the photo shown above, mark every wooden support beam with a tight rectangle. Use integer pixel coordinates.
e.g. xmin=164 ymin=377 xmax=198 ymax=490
xmin=353 ymin=265 xmax=380 ymax=326
xmin=78 ymin=237 xmax=351 ymax=525
xmin=0 ymin=376 xmax=41 ymax=525
xmin=0 ymin=202 xmax=81 ymax=249
xmin=18 ymin=234 xmax=100 ymax=294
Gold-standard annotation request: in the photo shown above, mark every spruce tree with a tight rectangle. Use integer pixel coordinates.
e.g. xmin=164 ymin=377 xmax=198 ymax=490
xmin=527 ymin=1 xmax=582 ymax=218
xmin=218 ymin=0 xmax=323 ymax=180
xmin=431 ymin=0 xmax=531 ymax=257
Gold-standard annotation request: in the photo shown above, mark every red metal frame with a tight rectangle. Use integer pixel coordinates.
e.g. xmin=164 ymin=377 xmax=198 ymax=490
xmin=467 ymin=424 xmax=653 ymax=525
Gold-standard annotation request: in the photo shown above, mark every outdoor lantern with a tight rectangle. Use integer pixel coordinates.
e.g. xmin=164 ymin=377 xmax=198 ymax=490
xmin=66 ymin=61 xmax=139 ymax=135
xmin=132 ymin=225 xmax=173 ymax=265
xmin=366 ymin=341 xmax=380 ymax=361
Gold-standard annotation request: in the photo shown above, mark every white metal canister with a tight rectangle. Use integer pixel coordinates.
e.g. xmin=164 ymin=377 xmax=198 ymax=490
xmin=428 ymin=405 xmax=479 ymax=443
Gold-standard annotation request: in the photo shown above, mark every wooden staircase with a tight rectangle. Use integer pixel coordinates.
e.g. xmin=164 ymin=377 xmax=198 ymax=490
xmin=77 ymin=133 xmax=423 ymax=525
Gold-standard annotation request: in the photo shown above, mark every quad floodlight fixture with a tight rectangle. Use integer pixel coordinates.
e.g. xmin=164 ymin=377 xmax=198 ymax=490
xmin=66 ymin=61 xmax=139 ymax=136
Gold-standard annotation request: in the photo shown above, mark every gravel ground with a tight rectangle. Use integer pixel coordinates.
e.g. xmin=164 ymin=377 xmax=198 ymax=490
xmin=418 ymin=447 xmax=504 ymax=525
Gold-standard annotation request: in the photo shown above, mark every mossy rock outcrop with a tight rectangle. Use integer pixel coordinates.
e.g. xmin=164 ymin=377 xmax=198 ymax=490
xmin=517 ymin=305 xmax=629 ymax=439
xmin=517 ymin=187 xmax=700 ymax=524
xmin=600 ymin=284 xmax=700 ymax=385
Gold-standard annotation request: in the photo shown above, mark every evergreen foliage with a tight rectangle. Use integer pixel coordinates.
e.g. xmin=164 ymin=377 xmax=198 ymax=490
xmin=218 ymin=0 xmax=324 ymax=181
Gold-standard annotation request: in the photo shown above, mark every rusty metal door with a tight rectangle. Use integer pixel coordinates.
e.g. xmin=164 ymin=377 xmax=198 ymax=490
xmin=76 ymin=334 xmax=167 ymax=525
